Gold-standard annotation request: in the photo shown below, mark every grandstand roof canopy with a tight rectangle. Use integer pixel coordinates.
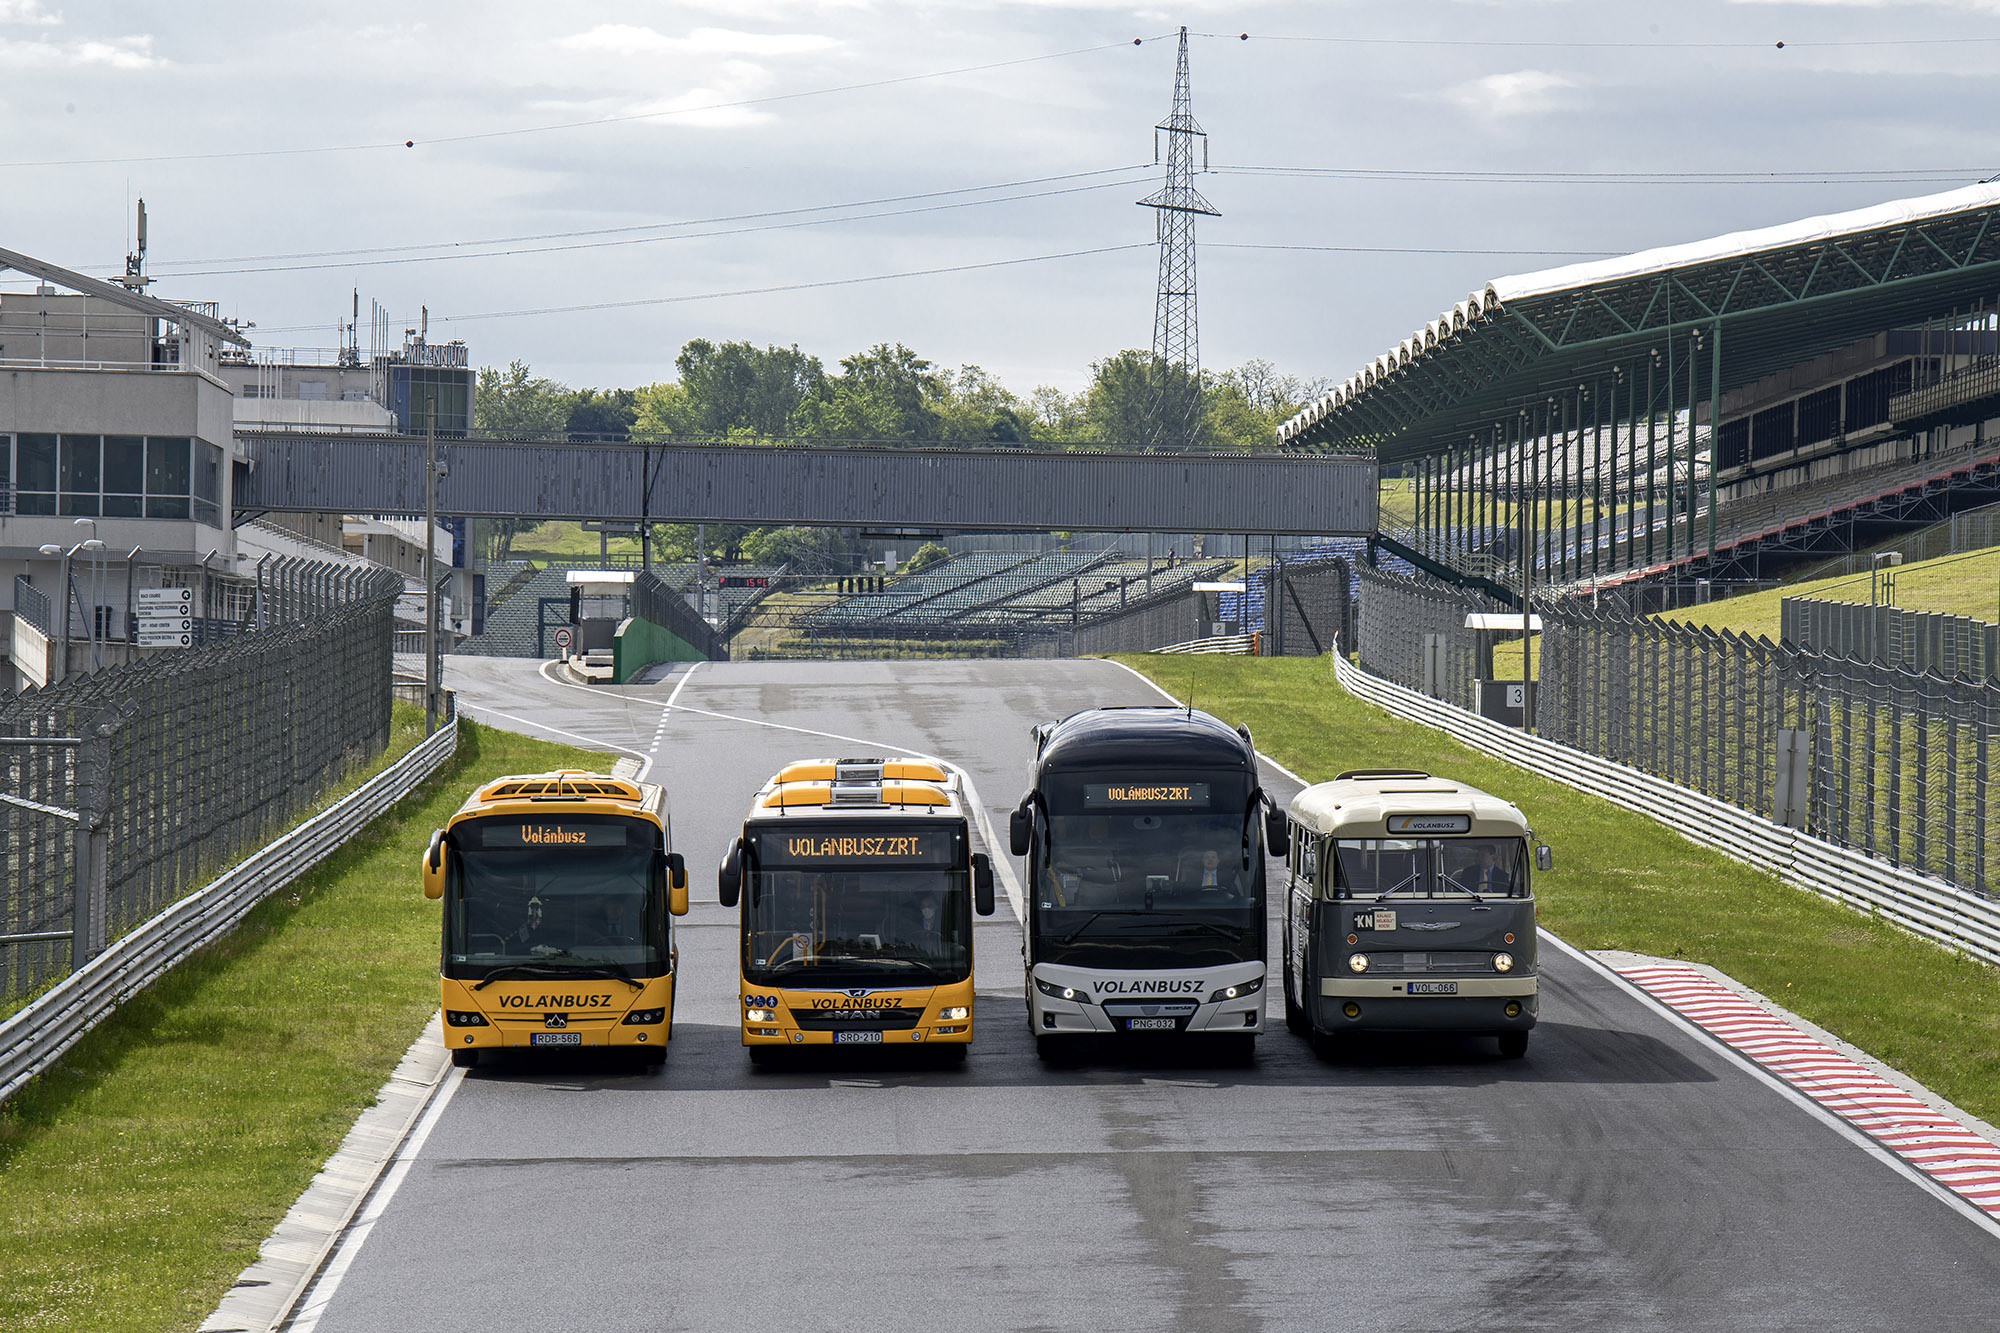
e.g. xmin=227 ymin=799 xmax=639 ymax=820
xmin=1279 ymin=183 xmax=2000 ymax=463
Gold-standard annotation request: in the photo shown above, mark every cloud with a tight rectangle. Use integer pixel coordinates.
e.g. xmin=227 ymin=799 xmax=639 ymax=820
xmin=1431 ymin=69 xmax=1583 ymax=118
xmin=621 ymin=60 xmax=791 ymax=129
xmin=560 ymin=24 xmax=839 ymax=59
xmin=1727 ymin=0 xmax=2000 ymax=10
xmin=0 ymin=32 xmax=162 ymax=69
xmin=0 ymin=1 xmax=60 ymax=25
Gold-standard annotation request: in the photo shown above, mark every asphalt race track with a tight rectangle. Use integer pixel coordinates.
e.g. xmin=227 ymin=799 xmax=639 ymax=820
xmin=305 ymin=658 xmax=2000 ymax=1332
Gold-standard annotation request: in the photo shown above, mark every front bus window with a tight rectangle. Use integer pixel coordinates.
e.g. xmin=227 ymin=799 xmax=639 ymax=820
xmin=1035 ymin=774 xmax=1263 ymax=969
xmin=1332 ymin=837 xmax=1527 ymax=899
xmin=445 ymin=815 xmax=664 ymax=978
xmin=745 ymin=826 xmax=970 ymax=986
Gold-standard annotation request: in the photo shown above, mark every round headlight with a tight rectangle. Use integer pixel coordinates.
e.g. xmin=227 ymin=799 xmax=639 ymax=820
xmin=1348 ymin=953 xmax=1369 ymax=974
xmin=1493 ymin=952 xmax=1514 ymax=973
xmin=1061 ymin=986 xmax=1078 ymax=1000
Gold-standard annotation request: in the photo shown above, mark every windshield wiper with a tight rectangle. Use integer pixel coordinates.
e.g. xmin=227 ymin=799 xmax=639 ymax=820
xmin=473 ymin=961 xmax=644 ymax=991
xmin=1057 ymin=910 xmax=1147 ymax=946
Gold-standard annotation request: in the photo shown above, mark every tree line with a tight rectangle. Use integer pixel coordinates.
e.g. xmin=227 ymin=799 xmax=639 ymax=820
xmin=473 ymin=339 xmax=1328 ymax=565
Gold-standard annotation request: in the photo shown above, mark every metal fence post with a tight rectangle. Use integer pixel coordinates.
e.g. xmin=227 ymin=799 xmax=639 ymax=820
xmin=69 ymin=713 xmax=118 ymax=969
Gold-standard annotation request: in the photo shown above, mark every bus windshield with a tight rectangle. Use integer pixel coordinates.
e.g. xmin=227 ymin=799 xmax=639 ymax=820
xmin=1332 ymin=837 xmax=1527 ymax=899
xmin=1035 ymin=800 xmax=1262 ymax=970
xmin=745 ymin=867 xmax=968 ymax=984
xmin=445 ymin=814 xmax=664 ymax=979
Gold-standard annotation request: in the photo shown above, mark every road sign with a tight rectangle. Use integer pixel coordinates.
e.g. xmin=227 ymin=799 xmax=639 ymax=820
xmin=553 ymin=626 xmax=573 ymax=651
xmin=137 ymin=587 xmax=193 ymax=606
xmin=137 ymin=630 xmax=193 ymax=648
xmin=137 ymin=614 xmax=193 ymax=632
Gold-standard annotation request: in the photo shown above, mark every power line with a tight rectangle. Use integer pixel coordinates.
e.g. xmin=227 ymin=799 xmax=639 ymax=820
xmin=111 ymin=176 xmax=1157 ymax=280
xmin=1214 ymin=164 xmax=1991 ymax=185
xmin=0 ymin=36 xmax=1172 ymax=171
xmin=251 ymin=243 xmax=1154 ymax=333
xmin=1210 ymin=242 xmax=1617 ymax=258
xmin=1195 ymin=30 xmax=2000 ymax=49
xmin=127 ymin=166 xmax=1152 ymax=271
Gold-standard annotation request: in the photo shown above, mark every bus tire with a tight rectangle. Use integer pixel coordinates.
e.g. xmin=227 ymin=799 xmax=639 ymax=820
xmin=747 ymin=1045 xmax=776 ymax=1067
xmin=1219 ymin=1033 xmax=1256 ymax=1065
xmin=1034 ymin=1035 xmax=1066 ymax=1064
xmin=451 ymin=1048 xmax=479 ymax=1069
xmin=1498 ymin=1031 xmax=1529 ymax=1060
xmin=1309 ymin=1029 xmax=1345 ymax=1062
xmin=936 ymin=1044 xmax=968 ymax=1066
xmin=641 ymin=1046 xmax=668 ymax=1068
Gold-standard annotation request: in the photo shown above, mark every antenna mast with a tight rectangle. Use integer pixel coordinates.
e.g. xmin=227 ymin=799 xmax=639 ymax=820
xmin=118 ymin=198 xmax=152 ymax=293
xmin=1137 ymin=28 xmax=1217 ymax=452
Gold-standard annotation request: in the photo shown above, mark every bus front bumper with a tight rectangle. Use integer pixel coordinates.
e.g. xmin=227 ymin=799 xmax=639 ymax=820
xmin=1315 ymin=975 xmax=1537 ymax=1033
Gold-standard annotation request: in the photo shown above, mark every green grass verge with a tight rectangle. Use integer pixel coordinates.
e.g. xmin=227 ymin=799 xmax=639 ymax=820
xmin=1662 ymin=545 xmax=2000 ymax=638
xmin=0 ymin=716 xmax=608 ymax=1333
xmin=1117 ymin=653 xmax=2000 ymax=1122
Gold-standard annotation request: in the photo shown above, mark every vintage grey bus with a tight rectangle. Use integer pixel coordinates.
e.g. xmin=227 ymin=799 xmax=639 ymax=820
xmin=1282 ymin=770 xmax=1544 ymax=1059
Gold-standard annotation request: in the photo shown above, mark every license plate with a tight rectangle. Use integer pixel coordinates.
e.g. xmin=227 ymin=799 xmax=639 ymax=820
xmin=1126 ymin=1018 xmax=1179 ymax=1031
xmin=530 ymin=1032 xmax=582 ymax=1045
xmin=833 ymin=1030 xmax=883 ymax=1044
xmin=1407 ymin=981 xmax=1458 ymax=995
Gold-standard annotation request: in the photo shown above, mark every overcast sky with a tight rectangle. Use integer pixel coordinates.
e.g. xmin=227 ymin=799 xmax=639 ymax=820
xmin=7 ymin=1 xmax=2000 ymax=401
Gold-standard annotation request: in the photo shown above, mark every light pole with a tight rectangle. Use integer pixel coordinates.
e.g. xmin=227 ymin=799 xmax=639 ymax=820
xmin=72 ymin=518 xmax=103 ymax=668
xmin=424 ymin=389 xmax=440 ymax=736
xmin=36 ymin=540 xmax=91 ymax=681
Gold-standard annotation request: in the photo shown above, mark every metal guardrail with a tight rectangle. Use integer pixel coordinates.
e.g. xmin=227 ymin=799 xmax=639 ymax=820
xmin=1153 ymin=633 xmax=1256 ymax=655
xmin=1329 ymin=644 xmax=2000 ymax=969
xmin=0 ymin=716 xmax=460 ymax=1104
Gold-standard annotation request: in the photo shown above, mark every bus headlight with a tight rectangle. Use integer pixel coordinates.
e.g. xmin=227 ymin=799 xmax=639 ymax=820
xmin=1035 ymin=978 xmax=1094 ymax=1004
xmin=1348 ymin=954 xmax=1369 ymax=974
xmin=622 ymin=1008 xmax=666 ymax=1025
xmin=745 ymin=1008 xmax=777 ymax=1024
xmin=1492 ymin=953 xmax=1514 ymax=973
xmin=445 ymin=1010 xmax=488 ymax=1026
xmin=938 ymin=1006 xmax=970 ymax=1022
xmin=1209 ymin=977 xmax=1264 ymax=1004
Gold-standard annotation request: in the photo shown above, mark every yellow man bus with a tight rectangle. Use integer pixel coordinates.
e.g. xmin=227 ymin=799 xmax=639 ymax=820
xmin=718 ymin=757 xmax=996 ymax=1064
xmin=422 ymin=769 xmax=688 ymax=1068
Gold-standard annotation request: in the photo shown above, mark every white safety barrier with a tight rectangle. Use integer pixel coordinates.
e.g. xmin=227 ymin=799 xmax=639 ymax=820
xmin=1153 ymin=633 xmax=1256 ymax=655
xmin=0 ymin=718 xmax=460 ymax=1104
xmin=1330 ymin=648 xmax=2000 ymax=969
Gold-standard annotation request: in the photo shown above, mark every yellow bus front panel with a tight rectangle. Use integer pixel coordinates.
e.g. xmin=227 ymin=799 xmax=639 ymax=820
xmin=739 ymin=978 xmax=976 ymax=1048
xmin=443 ymin=973 xmax=676 ymax=1054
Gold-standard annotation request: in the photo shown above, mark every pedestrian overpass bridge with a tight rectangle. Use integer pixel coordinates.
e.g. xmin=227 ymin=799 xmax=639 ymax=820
xmin=231 ymin=431 xmax=1378 ymax=536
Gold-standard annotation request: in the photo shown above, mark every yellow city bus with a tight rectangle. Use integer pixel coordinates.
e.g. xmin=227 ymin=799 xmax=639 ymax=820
xmin=422 ymin=769 xmax=688 ymax=1068
xmin=718 ymin=758 xmax=996 ymax=1064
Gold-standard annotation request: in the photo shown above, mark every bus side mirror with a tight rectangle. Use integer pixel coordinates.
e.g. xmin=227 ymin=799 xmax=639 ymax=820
xmin=1008 ymin=804 xmax=1031 ymax=857
xmin=718 ymin=840 xmax=742 ymax=909
xmin=971 ymin=853 xmax=996 ymax=917
xmin=422 ymin=829 xmax=446 ymax=900
xmin=1264 ymin=807 xmax=1288 ymax=854
xmin=1535 ymin=844 xmax=1553 ymax=872
xmin=666 ymin=852 xmax=688 ymax=916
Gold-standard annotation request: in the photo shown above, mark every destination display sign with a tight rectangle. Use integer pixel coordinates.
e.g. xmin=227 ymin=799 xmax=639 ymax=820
xmin=1082 ymin=782 xmax=1212 ymax=809
xmin=754 ymin=828 xmax=956 ymax=867
xmin=1386 ymin=814 xmax=1472 ymax=835
xmin=478 ymin=821 xmax=633 ymax=848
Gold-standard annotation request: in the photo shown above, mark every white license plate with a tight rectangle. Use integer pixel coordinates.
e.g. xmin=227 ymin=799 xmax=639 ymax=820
xmin=1125 ymin=1018 xmax=1179 ymax=1031
xmin=833 ymin=1030 xmax=883 ymax=1044
xmin=530 ymin=1032 xmax=582 ymax=1045
xmin=1406 ymin=981 xmax=1458 ymax=995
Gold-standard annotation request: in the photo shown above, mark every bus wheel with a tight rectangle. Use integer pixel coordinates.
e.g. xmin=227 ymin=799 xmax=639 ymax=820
xmin=641 ymin=1046 xmax=668 ymax=1068
xmin=1034 ymin=1035 xmax=1066 ymax=1065
xmin=451 ymin=1049 xmax=479 ymax=1069
xmin=747 ymin=1046 xmax=776 ymax=1067
xmin=1219 ymin=1033 xmax=1256 ymax=1065
xmin=935 ymin=1044 xmax=968 ymax=1066
xmin=1498 ymin=1032 xmax=1529 ymax=1060
xmin=1309 ymin=1029 xmax=1346 ymax=1063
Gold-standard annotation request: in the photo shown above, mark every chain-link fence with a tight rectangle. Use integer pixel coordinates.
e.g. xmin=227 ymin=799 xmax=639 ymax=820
xmin=1259 ymin=557 xmax=1354 ymax=657
xmin=630 ymin=568 xmax=727 ymax=661
xmin=1783 ymin=596 xmax=2000 ymax=681
xmin=1353 ymin=564 xmax=1512 ymax=705
xmin=1 ymin=561 xmax=401 ymax=1006
xmin=1538 ymin=603 xmax=1998 ymax=899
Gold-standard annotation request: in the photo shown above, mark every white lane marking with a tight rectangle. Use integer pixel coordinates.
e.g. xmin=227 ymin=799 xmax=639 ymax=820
xmin=637 ymin=661 xmax=704 ymax=783
xmin=521 ymin=666 xmax=1028 ymax=923
xmin=1097 ymin=656 xmax=1311 ymax=789
xmin=456 ymin=701 xmax=649 ymax=764
xmin=1540 ymin=931 xmax=2000 ymax=1243
xmin=284 ymin=1066 xmax=468 ymax=1332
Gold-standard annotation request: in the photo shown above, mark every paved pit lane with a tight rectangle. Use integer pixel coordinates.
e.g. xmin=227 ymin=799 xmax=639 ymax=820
xmin=303 ymin=658 xmax=2000 ymax=1332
